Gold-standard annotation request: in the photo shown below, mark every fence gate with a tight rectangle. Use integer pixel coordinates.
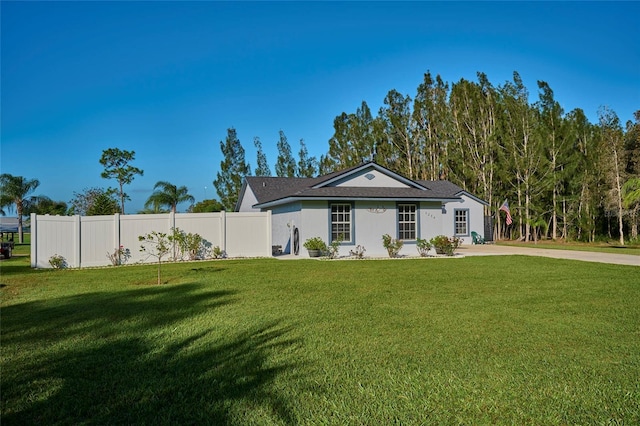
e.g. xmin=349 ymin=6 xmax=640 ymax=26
xmin=484 ymin=215 xmax=494 ymax=242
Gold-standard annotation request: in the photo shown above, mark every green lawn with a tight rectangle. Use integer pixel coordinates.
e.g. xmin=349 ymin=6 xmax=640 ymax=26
xmin=1 ymin=254 xmax=639 ymax=425
xmin=497 ymin=239 xmax=640 ymax=256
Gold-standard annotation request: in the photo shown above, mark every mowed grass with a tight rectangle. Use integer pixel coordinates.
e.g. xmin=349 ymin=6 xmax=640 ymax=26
xmin=1 ymin=253 xmax=639 ymax=425
xmin=498 ymin=239 xmax=640 ymax=256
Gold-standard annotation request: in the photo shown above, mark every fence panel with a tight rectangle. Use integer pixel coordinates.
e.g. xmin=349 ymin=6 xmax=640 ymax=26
xmin=120 ymin=214 xmax=173 ymax=265
xmin=81 ymin=215 xmax=117 ymax=267
xmin=174 ymin=213 xmax=223 ymax=253
xmin=32 ymin=215 xmax=77 ymax=268
xmin=31 ymin=212 xmax=271 ymax=268
xmin=225 ymin=212 xmax=271 ymax=257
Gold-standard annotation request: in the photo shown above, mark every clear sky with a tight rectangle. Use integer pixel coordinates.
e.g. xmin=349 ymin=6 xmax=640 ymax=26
xmin=2 ymin=1 xmax=638 ymax=213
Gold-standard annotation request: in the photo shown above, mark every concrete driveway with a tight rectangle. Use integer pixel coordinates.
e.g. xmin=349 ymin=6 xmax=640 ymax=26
xmin=459 ymin=244 xmax=640 ymax=267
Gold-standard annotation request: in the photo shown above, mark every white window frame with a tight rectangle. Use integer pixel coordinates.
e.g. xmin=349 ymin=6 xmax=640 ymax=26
xmin=454 ymin=209 xmax=469 ymax=236
xmin=398 ymin=203 xmax=417 ymax=241
xmin=330 ymin=203 xmax=352 ymax=243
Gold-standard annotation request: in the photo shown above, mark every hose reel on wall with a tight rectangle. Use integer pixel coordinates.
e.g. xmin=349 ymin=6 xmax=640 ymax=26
xmin=293 ymin=226 xmax=300 ymax=255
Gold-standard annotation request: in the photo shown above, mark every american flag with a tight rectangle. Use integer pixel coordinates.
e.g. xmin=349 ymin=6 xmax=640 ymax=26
xmin=499 ymin=200 xmax=513 ymax=225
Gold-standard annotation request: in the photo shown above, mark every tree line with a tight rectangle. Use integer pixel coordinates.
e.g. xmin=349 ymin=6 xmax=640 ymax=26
xmin=216 ymin=70 xmax=640 ymax=244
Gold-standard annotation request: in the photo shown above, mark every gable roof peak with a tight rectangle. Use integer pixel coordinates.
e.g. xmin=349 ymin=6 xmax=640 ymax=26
xmin=311 ymin=161 xmax=427 ymax=190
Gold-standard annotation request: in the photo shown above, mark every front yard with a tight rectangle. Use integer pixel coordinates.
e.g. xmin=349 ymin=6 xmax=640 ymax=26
xmin=1 ymin=253 xmax=638 ymax=424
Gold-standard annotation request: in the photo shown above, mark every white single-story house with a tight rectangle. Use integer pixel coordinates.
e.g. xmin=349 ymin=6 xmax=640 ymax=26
xmin=236 ymin=162 xmax=488 ymax=257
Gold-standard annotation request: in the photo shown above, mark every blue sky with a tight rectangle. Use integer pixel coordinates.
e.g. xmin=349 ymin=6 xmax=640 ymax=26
xmin=2 ymin=1 xmax=638 ymax=213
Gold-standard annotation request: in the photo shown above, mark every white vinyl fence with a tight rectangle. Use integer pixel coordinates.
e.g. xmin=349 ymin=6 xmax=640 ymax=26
xmin=30 ymin=211 xmax=272 ymax=268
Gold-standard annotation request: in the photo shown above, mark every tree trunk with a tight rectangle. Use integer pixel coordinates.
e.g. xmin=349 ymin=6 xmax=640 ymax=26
xmin=613 ymin=148 xmax=625 ymax=245
xmin=552 ymin=179 xmax=558 ymax=240
xmin=562 ymin=198 xmax=567 ymax=239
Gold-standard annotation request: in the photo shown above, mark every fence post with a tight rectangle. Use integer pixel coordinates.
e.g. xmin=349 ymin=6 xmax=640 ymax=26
xmin=30 ymin=213 xmax=37 ymax=268
xmin=114 ymin=213 xmax=121 ymax=251
xmin=220 ymin=211 xmax=226 ymax=254
xmin=169 ymin=211 xmax=176 ymax=231
xmin=266 ymin=210 xmax=272 ymax=257
xmin=74 ymin=215 xmax=81 ymax=268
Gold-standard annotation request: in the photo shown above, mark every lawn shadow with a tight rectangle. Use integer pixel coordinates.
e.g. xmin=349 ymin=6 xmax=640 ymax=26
xmin=2 ymin=283 xmax=302 ymax=425
xmin=0 ymin=260 xmax=47 ymax=276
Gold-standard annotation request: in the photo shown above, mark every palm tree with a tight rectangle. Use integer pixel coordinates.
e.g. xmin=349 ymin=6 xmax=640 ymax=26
xmin=144 ymin=181 xmax=195 ymax=213
xmin=0 ymin=174 xmax=40 ymax=243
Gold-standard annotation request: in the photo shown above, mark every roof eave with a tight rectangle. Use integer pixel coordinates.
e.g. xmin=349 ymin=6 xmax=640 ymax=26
xmin=254 ymin=195 xmax=461 ymax=209
xmin=455 ymin=190 xmax=490 ymax=206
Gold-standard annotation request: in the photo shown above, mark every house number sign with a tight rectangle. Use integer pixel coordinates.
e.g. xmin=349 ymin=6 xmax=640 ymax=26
xmin=367 ymin=206 xmax=387 ymax=214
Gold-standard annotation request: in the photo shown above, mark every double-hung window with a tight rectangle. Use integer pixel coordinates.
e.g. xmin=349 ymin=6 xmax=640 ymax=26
xmin=454 ymin=209 xmax=469 ymax=236
xmin=398 ymin=204 xmax=417 ymax=240
xmin=331 ymin=203 xmax=352 ymax=242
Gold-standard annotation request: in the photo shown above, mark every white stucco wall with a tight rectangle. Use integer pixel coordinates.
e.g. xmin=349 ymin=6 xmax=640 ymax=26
xmin=419 ymin=202 xmax=444 ymax=242
xmin=350 ymin=201 xmax=448 ymax=257
xmin=351 ymin=201 xmax=395 ymax=256
xmin=330 ymin=168 xmax=410 ymax=188
xmin=271 ymin=203 xmax=302 ymax=254
xmin=298 ymin=201 xmax=329 ymax=257
xmin=237 ymin=186 xmax=260 ymax=212
xmin=441 ymin=194 xmax=486 ymax=244
xmin=270 ymin=197 xmax=486 ymax=257
xmin=261 ymin=194 xmax=486 ymax=257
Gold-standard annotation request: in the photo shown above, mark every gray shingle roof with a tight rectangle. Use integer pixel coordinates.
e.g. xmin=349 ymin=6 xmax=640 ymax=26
xmin=243 ymin=162 xmax=470 ymax=208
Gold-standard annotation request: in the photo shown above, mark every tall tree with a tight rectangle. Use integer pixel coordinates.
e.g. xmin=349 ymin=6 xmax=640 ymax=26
xmin=623 ymin=111 xmax=640 ymax=239
xmin=24 ymin=196 xmax=68 ymax=216
xmin=498 ymin=72 xmax=545 ymax=241
xmin=145 ymin=181 xmax=195 ymax=213
xmin=564 ymin=109 xmax=601 ymax=241
xmin=275 ymin=130 xmax=296 ymax=177
xmin=624 ymin=110 xmax=640 ymax=176
xmin=297 ymin=139 xmax=318 ymax=177
xmin=325 ymin=112 xmax=352 ymax=171
xmin=69 ymin=187 xmax=120 ymax=216
xmin=189 ymin=199 xmax=225 ymax=213
xmin=0 ymin=174 xmax=40 ymax=243
xmin=378 ymin=89 xmax=416 ymax=178
xmin=326 ymin=101 xmax=378 ymax=169
xmin=449 ymin=73 xmax=497 ymax=204
xmin=213 ymin=128 xmax=251 ymax=211
xmin=99 ymin=148 xmax=143 ymax=214
xmin=622 ymin=178 xmax=640 ymax=239
xmin=87 ymin=191 xmax=121 ymax=216
xmin=413 ymin=71 xmax=451 ymax=181
xmin=598 ymin=106 xmax=626 ymax=245
xmin=351 ymin=102 xmax=378 ymax=165
xmin=254 ymin=137 xmax=272 ymax=177
xmin=535 ymin=80 xmax=567 ymax=240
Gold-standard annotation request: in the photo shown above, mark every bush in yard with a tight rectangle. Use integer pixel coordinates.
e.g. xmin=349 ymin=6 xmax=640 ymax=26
xmin=303 ymin=237 xmax=327 ymax=257
xmin=349 ymin=245 xmax=366 ymax=259
xmin=327 ymin=235 xmax=343 ymax=259
xmin=48 ymin=254 xmax=67 ymax=269
xmin=169 ymin=228 xmax=209 ymax=261
xmin=416 ymin=238 xmax=432 ymax=257
xmin=212 ymin=246 xmax=226 ymax=259
xmin=107 ymin=245 xmax=131 ymax=266
xmin=430 ymin=235 xmax=463 ymax=256
xmin=303 ymin=237 xmax=327 ymax=251
xmin=382 ymin=234 xmax=403 ymax=258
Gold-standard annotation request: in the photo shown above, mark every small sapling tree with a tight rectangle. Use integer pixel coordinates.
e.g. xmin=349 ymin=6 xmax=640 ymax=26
xmin=139 ymin=231 xmax=170 ymax=284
